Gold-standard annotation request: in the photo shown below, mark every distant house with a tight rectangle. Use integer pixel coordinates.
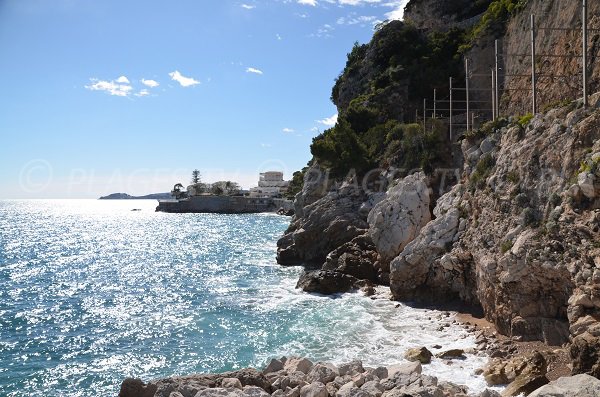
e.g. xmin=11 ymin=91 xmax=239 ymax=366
xmin=249 ymin=171 xmax=289 ymax=198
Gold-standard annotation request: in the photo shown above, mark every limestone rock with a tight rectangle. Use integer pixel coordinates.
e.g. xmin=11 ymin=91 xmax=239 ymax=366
xmin=404 ymin=347 xmax=433 ymax=364
xmin=196 ymin=388 xmax=245 ymax=397
xmin=285 ymin=358 xmax=314 ymax=375
xmin=501 ymin=352 xmax=549 ymax=396
xmin=360 ymin=381 xmax=384 ymax=397
xmin=367 ymin=172 xmax=431 ymax=263
xmin=264 ymin=359 xmax=285 ymax=374
xmin=338 ymin=360 xmax=365 ymax=377
xmin=365 ymin=367 xmax=388 ymax=380
xmin=300 ymin=382 xmax=328 ymax=397
xmin=435 ymin=349 xmax=465 ymax=359
xmin=322 ymin=235 xmax=379 ymax=282
xmin=386 ymin=361 xmax=422 ymax=378
xmin=296 ymin=270 xmax=363 ymax=294
xmin=569 ymin=332 xmax=600 ymax=378
xmin=242 ymin=386 xmax=270 ymax=397
xmin=528 ymin=374 xmax=600 ymax=397
xmin=307 ymin=363 xmax=339 ymax=384
xmin=222 ymin=379 xmax=243 ymax=390
xmin=119 ymin=378 xmax=158 ymax=397
xmin=277 ymin=171 xmax=368 ymax=266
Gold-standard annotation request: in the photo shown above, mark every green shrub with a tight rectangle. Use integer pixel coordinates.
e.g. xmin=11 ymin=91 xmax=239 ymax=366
xmin=469 ymin=154 xmax=496 ymax=189
xmin=465 ymin=117 xmax=509 ymax=140
xmin=506 ymin=170 xmax=520 ymax=184
xmin=518 ymin=113 xmax=534 ymax=128
xmin=500 ymin=240 xmax=514 ymax=253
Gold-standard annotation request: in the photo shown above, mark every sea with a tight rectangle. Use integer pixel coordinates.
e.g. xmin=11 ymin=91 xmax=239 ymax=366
xmin=0 ymin=199 xmax=498 ymax=396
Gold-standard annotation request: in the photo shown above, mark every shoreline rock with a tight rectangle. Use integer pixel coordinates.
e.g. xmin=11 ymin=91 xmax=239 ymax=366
xmin=118 ymin=357 xmax=500 ymax=397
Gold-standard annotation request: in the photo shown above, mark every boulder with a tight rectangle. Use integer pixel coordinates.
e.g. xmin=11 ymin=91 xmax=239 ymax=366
xmin=389 ymin=199 xmax=462 ymax=300
xmin=300 ymin=382 xmax=328 ymax=397
xmin=365 ymin=367 xmax=388 ymax=380
xmin=323 ymin=235 xmax=379 ymax=282
xmin=222 ymin=378 xmax=243 ymax=390
xmin=404 ymin=347 xmax=433 ymax=364
xmin=307 ymin=363 xmax=339 ymax=384
xmin=336 ymin=384 xmax=370 ymax=397
xmin=196 ymin=388 xmax=245 ymax=397
xmin=386 ymin=361 xmax=422 ymax=378
xmin=367 ymin=172 xmax=431 ymax=263
xmin=528 ymin=374 xmax=600 ymax=396
xmin=219 ymin=369 xmax=271 ymax=391
xmin=501 ymin=352 xmax=549 ymax=396
xmin=264 ymin=359 xmax=285 ymax=374
xmin=360 ymin=381 xmax=384 ymax=397
xmin=569 ymin=332 xmax=600 ymax=377
xmin=119 ymin=378 xmax=158 ymax=397
xmin=285 ymin=358 xmax=314 ymax=375
xmin=296 ymin=270 xmax=363 ymax=294
xmin=338 ymin=360 xmax=365 ymax=377
xmin=242 ymin=386 xmax=270 ymax=397
xmin=435 ymin=349 xmax=466 ymax=359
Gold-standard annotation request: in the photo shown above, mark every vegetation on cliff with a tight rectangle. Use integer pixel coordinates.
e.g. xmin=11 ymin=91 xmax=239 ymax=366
xmin=311 ymin=21 xmax=466 ymax=176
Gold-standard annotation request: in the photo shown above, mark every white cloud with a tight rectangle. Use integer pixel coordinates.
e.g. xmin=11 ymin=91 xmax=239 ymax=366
xmin=141 ymin=78 xmax=159 ymax=88
xmin=282 ymin=128 xmax=295 ymax=133
xmin=169 ymin=70 xmax=200 ymax=87
xmin=317 ymin=113 xmax=338 ymax=127
xmin=246 ymin=67 xmax=263 ymax=75
xmin=135 ymin=89 xmax=150 ymax=97
xmin=85 ymin=78 xmax=133 ymax=97
xmin=276 ymin=33 xmax=283 ymax=40
xmin=298 ymin=0 xmax=317 ymax=5
xmin=339 ymin=0 xmax=381 ymax=5
xmin=337 ymin=14 xmax=377 ymax=25
xmin=241 ymin=4 xmax=255 ymax=9
xmin=312 ymin=23 xmax=334 ymax=37
xmin=384 ymin=0 xmax=409 ymax=20
xmin=260 ymin=143 xmax=273 ymax=148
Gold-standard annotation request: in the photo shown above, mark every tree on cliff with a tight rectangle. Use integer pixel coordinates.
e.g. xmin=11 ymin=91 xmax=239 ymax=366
xmin=191 ymin=169 xmax=201 ymax=185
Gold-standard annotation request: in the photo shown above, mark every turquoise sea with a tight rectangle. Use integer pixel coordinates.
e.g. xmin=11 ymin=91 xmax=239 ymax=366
xmin=0 ymin=200 xmax=492 ymax=396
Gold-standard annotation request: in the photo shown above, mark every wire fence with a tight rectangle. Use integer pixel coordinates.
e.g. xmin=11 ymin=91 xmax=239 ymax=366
xmin=417 ymin=0 xmax=597 ymax=142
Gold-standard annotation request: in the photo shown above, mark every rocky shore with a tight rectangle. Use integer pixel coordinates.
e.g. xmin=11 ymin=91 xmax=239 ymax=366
xmin=119 ymin=350 xmax=600 ymax=397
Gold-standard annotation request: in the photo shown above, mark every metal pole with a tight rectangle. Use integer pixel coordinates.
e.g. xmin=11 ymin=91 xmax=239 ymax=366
xmin=433 ymin=89 xmax=437 ymax=119
xmin=583 ymin=0 xmax=588 ymax=107
xmin=449 ymin=77 xmax=453 ymax=142
xmin=465 ymin=58 xmax=470 ymax=131
xmin=495 ymin=39 xmax=500 ymax=118
xmin=491 ymin=69 xmax=496 ymax=121
xmin=423 ymin=99 xmax=426 ymax=132
xmin=531 ymin=14 xmax=537 ymax=114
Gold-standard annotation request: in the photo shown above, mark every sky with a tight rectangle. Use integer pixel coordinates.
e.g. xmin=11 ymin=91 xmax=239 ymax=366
xmin=0 ymin=0 xmax=409 ymax=198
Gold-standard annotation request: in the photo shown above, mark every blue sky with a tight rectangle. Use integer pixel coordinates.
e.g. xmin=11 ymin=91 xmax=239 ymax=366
xmin=0 ymin=0 xmax=408 ymax=198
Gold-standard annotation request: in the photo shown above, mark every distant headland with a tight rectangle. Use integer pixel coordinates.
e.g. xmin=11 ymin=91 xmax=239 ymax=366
xmin=99 ymin=192 xmax=171 ymax=200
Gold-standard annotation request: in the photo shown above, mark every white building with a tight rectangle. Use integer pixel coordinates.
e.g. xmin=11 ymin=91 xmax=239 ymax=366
xmin=249 ymin=171 xmax=289 ymax=197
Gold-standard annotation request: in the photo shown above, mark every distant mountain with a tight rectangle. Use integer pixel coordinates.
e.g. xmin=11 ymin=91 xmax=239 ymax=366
xmin=99 ymin=192 xmax=172 ymax=200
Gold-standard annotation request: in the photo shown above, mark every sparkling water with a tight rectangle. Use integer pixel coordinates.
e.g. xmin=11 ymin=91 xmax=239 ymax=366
xmin=0 ymin=200 xmax=494 ymax=397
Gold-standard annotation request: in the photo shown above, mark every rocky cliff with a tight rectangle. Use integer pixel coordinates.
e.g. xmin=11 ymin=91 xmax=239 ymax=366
xmin=278 ymin=0 xmax=600 ymax=380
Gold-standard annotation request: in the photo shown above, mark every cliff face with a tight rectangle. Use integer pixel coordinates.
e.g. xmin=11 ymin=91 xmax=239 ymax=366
xmin=501 ymin=0 xmax=600 ymax=115
xmin=278 ymin=0 xmax=600 ymax=377
xmin=404 ymin=0 xmax=490 ymax=31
